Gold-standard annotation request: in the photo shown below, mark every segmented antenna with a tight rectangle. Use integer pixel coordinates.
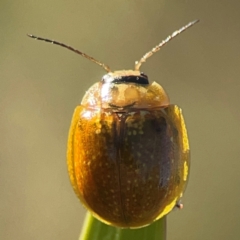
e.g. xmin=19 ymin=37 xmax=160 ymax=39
xmin=135 ymin=19 xmax=199 ymax=71
xmin=27 ymin=34 xmax=111 ymax=73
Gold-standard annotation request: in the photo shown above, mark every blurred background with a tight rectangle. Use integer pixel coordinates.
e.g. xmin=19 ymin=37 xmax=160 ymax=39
xmin=1 ymin=0 xmax=240 ymax=239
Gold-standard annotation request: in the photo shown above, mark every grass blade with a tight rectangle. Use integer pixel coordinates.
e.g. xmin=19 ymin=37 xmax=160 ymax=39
xmin=79 ymin=212 xmax=166 ymax=240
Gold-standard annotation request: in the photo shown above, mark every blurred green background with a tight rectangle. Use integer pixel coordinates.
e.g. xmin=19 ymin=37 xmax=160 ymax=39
xmin=1 ymin=1 xmax=240 ymax=240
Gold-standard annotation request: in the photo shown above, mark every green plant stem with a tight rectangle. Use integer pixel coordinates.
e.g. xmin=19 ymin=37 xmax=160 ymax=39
xmin=79 ymin=212 xmax=166 ymax=240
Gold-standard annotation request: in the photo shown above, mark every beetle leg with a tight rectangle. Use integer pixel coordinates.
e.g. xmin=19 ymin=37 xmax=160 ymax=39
xmin=175 ymin=201 xmax=183 ymax=210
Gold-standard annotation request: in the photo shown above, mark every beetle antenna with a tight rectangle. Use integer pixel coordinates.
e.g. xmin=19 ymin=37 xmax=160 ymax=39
xmin=27 ymin=34 xmax=111 ymax=73
xmin=135 ymin=19 xmax=199 ymax=71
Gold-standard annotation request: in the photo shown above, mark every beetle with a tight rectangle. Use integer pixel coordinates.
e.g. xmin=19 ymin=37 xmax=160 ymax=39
xmin=28 ymin=19 xmax=198 ymax=228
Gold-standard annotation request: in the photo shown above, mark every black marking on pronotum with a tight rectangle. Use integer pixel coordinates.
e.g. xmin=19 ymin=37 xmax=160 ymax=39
xmin=102 ymin=74 xmax=149 ymax=85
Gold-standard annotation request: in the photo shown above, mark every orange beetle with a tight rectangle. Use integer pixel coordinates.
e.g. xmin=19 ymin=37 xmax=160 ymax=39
xmin=28 ymin=20 xmax=198 ymax=228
